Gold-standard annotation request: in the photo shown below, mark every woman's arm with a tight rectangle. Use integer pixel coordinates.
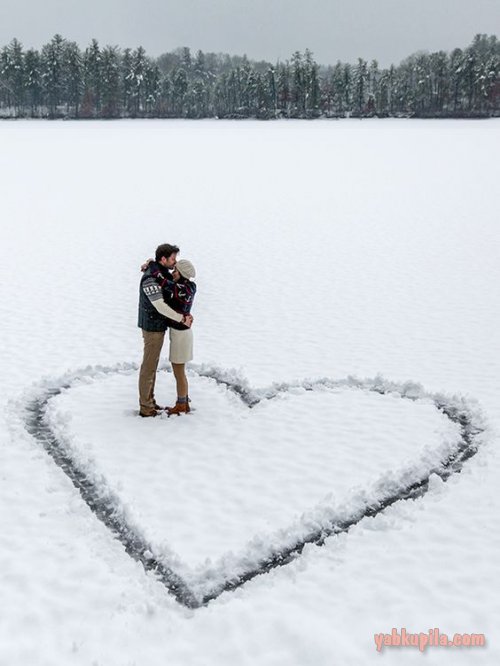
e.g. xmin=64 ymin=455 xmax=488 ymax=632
xmin=140 ymin=258 xmax=154 ymax=272
xmin=142 ymin=276 xmax=193 ymax=326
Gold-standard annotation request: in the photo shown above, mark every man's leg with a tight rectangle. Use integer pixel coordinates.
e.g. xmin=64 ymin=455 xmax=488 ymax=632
xmin=138 ymin=330 xmax=165 ymax=415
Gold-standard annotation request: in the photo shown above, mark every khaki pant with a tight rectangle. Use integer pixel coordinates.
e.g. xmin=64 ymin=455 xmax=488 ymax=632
xmin=138 ymin=330 xmax=166 ymax=414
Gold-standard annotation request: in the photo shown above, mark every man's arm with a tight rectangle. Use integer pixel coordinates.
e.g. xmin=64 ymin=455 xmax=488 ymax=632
xmin=142 ymin=277 xmax=192 ymax=326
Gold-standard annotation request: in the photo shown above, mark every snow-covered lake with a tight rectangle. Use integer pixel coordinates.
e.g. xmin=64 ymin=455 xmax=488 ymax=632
xmin=1 ymin=119 xmax=499 ymax=665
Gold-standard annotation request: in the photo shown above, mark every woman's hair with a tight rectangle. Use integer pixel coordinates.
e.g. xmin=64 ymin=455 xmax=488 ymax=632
xmin=155 ymin=243 xmax=180 ymax=263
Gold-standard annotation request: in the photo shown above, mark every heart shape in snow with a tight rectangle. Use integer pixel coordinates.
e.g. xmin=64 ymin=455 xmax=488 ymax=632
xmin=23 ymin=362 xmax=485 ymax=608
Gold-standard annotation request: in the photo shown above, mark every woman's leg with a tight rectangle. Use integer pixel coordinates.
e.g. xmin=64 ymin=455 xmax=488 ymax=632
xmin=167 ymin=328 xmax=193 ymax=415
xmin=171 ymin=362 xmax=188 ymax=400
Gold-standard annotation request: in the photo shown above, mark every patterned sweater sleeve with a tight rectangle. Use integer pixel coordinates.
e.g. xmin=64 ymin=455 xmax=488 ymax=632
xmin=142 ymin=277 xmax=183 ymax=322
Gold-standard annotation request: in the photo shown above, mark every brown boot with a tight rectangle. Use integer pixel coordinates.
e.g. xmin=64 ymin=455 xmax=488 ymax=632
xmin=166 ymin=398 xmax=191 ymax=416
xmin=139 ymin=409 xmax=158 ymax=418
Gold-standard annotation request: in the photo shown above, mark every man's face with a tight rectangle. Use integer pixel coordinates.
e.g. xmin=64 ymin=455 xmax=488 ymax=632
xmin=160 ymin=253 xmax=178 ymax=269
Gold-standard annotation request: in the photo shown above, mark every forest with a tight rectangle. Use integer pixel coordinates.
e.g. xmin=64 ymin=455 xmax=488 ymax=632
xmin=0 ymin=33 xmax=498 ymax=119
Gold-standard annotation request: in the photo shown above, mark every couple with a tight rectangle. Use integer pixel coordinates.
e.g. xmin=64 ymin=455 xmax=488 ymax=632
xmin=138 ymin=243 xmax=196 ymax=418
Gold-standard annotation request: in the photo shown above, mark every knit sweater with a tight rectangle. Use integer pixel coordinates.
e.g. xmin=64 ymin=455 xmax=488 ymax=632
xmin=150 ymin=265 xmax=197 ymax=331
xmin=137 ymin=263 xmax=184 ymax=331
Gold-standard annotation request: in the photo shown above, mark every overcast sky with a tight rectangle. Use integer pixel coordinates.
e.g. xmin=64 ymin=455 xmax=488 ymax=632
xmin=0 ymin=0 xmax=499 ymax=66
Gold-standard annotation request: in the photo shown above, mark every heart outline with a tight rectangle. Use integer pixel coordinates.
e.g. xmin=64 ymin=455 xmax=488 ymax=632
xmin=22 ymin=362 xmax=486 ymax=608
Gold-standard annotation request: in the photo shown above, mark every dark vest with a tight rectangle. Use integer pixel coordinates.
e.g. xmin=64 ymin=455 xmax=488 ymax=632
xmin=137 ymin=264 xmax=170 ymax=332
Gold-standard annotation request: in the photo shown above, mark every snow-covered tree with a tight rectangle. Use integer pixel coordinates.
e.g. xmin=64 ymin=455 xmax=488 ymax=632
xmin=120 ymin=48 xmax=133 ymax=116
xmin=276 ymin=62 xmax=291 ymax=117
xmin=24 ymin=48 xmax=42 ymax=115
xmin=101 ymin=46 xmax=120 ymax=117
xmin=0 ymin=39 xmax=25 ymax=112
xmin=1 ymin=33 xmax=498 ymax=118
xmin=41 ymin=34 xmax=66 ymax=116
xmin=353 ymin=58 xmax=368 ymax=115
xmin=64 ymin=41 xmax=83 ymax=116
xmin=82 ymin=39 xmax=102 ymax=116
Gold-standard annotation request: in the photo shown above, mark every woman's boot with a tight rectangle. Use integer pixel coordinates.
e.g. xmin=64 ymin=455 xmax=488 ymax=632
xmin=167 ymin=396 xmax=191 ymax=416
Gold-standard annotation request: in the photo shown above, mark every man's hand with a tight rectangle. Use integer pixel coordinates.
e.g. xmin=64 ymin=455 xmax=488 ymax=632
xmin=140 ymin=258 xmax=154 ymax=272
xmin=182 ymin=314 xmax=194 ymax=328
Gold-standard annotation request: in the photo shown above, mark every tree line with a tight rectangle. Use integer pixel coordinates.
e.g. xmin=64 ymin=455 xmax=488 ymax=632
xmin=0 ymin=33 xmax=498 ymax=119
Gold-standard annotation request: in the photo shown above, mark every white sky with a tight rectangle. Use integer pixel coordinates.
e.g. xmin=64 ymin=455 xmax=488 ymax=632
xmin=0 ymin=0 xmax=499 ymax=66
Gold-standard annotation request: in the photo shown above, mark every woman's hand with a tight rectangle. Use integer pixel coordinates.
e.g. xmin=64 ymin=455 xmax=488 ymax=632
xmin=182 ymin=314 xmax=194 ymax=327
xmin=140 ymin=258 xmax=154 ymax=272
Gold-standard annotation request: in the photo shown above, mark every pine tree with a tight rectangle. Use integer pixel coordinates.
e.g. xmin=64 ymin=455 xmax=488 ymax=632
xmin=82 ymin=39 xmax=102 ymax=116
xmin=430 ymin=51 xmax=449 ymax=113
xmin=387 ymin=65 xmax=396 ymax=114
xmin=353 ymin=58 xmax=368 ymax=115
xmin=194 ymin=50 xmax=205 ymax=77
xmin=266 ymin=66 xmax=277 ymax=118
xmin=180 ymin=47 xmax=192 ymax=72
xmin=485 ymin=49 xmax=499 ymax=113
xmin=64 ymin=41 xmax=83 ymax=116
xmin=41 ymin=34 xmax=66 ymax=117
xmin=449 ymin=48 xmax=464 ymax=112
xmin=304 ymin=49 xmax=320 ymax=117
xmin=276 ymin=62 xmax=291 ymax=117
xmin=172 ymin=67 xmax=188 ymax=116
xmin=291 ymin=51 xmax=305 ymax=117
xmin=342 ymin=64 xmax=352 ymax=115
xmin=0 ymin=47 xmax=11 ymax=109
xmin=239 ymin=56 xmax=252 ymax=115
xmin=0 ymin=39 xmax=25 ymax=112
xmin=463 ymin=45 xmax=477 ymax=111
xmin=395 ymin=57 xmax=414 ymax=114
xmin=328 ymin=62 xmax=343 ymax=115
xmin=159 ymin=73 xmax=172 ymax=116
xmin=413 ymin=53 xmax=430 ymax=114
xmin=101 ymin=46 xmax=120 ymax=117
xmin=213 ymin=74 xmax=226 ymax=118
xmin=7 ymin=39 xmax=25 ymax=112
xmin=368 ymin=60 xmax=380 ymax=114
xmin=130 ymin=46 xmax=148 ymax=116
xmin=245 ymin=68 xmax=259 ymax=116
xmin=24 ymin=48 xmax=42 ymax=116
xmin=144 ymin=62 xmax=161 ymax=115
xmin=121 ymin=48 xmax=133 ymax=116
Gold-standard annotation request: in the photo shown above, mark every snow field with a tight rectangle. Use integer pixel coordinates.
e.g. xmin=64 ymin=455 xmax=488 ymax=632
xmin=1 ymin=119 xmax=500 ymax=665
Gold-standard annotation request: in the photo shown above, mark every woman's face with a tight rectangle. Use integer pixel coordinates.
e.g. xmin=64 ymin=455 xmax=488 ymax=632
xmin=172 ymin=267 xmax=181 ymax=282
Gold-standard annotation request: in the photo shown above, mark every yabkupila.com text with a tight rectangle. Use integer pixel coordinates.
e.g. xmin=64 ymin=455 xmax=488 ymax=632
xmin=374 ymin=628 xmax=485 ymax=652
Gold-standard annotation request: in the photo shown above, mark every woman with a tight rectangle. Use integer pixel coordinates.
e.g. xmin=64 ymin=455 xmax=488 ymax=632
xmin=149 ymin=258 xmax=197 ymax=415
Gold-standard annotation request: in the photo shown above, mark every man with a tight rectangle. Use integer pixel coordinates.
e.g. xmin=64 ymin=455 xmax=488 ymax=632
xmin=138 ymin=243 xmax=193 ymax=417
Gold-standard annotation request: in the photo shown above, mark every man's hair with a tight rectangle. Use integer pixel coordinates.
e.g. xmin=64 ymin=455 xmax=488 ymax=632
xmin=155 ymin=243 xmax=180 ymax=263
